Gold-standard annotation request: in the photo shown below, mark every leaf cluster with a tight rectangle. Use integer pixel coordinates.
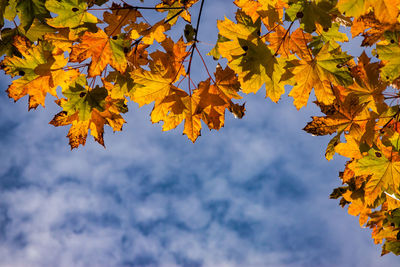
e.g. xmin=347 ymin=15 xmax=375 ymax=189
xmin=2 ymin=0 xmax=400 ymax=256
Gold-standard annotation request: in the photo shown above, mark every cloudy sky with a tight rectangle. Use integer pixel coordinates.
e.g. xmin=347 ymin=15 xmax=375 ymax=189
xmin=0 ymin=1 xmax=399 ymax=266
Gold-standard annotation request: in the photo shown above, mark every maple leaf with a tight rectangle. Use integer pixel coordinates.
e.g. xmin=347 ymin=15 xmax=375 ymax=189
xmin=369 ymin=0 xmax=400 ymax=24
xmin=131 ymin=69 xmax=177 ymax=107
xmin=257 ymin=0 xmax=287 ymax=30
xmin=126 ymin=43 xmax=149 ymax=70
xmin=289 ymin=45 xmax=353 ymax=109
xmin=130 ymin=20 xmax=171 ymax=45
xmin=145 ymin=84 xmax=203 ymax=142
xmin=70 ymin=29 xmax=128 ymax=77
xmin=15 ymin=0 xmax=50 ymax=31
xmin=194 ymin=72 xmax=244 ymax=130
xmin=149 ymin=77 xmax=243 ymax=143
xmin=156 ymin=1 xmax=192 ymax=24
xmin=335 ymin=134 xmax=363 ymax=159
xmin=149 ymin=37 xmax=188 ymax=79
xmin=337 ymin=0 xmax=369 ymax=18
xmin=234 ymin=0 xmax=261 ymax=23
xmin=303 ymin=94 xmax=372 ymax=141
xmin=351 ymin=13 xmax=400 ymax=47
xmin=51 ymin=75 xmax=127 ymax=148
xmin=285 ymin=0 xmax=335 ymax=33
xmin=216 ymin=10 xmax=261 ymax=61
xmin=2 ymin=38 xmax=78 ymax=109
xmin=45 ymin=0 xmax=98 ymax=29
xmin=216 ymin=10 xmax=298 ymax=102
xmin=130 ymin=38 xmax=187 ymax=106
xmin=20 ymin=18 xmax=56 ymax=42
xmin=376 ymin=32 xmax=400 ymax=83
xmin=43 ymin=28 xmax=76 ymax=53
xmin=103 ymin=3 xmax=142 ymax=36
xmin=150 ymin=85 xmax=204 ymax=142
xmin=352 ymin=142 xmax=400 ymax=205
xmin=342 ymin=188 xmax=370 ymax=226
xmin=344 ymin=52 xmax=387 ymax=113
xmin=103 ymin=71 xmax=135 ymax=99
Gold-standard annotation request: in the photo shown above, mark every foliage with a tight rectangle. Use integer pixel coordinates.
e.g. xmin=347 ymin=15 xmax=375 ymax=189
xmin=2 ymin=0 xmax=400 ymax=256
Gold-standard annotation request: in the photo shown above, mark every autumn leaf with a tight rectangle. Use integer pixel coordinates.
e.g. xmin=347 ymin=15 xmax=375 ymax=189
xmin=370 ymin=0 xmax=400 ymax=24
xmin=147 ymin=85 xmax=202 ymax=142
xmin=337 ymin=0 xmax=369 ymax=18
xmin=131 ymin=69 xmax=176 ymax=107
xmin=194 ymin=73 xmax=244 ymax=130
xmin=156 ymin=1 xmax=191 ymax=24
xmin=351 ymin=13 xmax=400 ymax=46
xmin=149 ymin=37 xmax=188 ymax=79
xmin=303 ymin=94 xmax=372 ymax=141
xmin=289 ymin=45 xmax=353 ymax=109
xmin=352 ymin=143 xmax=400 ymax=205
xmin=344 ymin=52 xmax=387 ymax=113
xmin=45 ymin=0 xmax=98 ymax=29
xmin=376 ymin=32 xmax=400 ymax=83
xmin=51 ymin=75 xmax=127 ymax=148
xmin=16 ymin=0 xmax=50 ymax=31
xmin=335 ymin=134 xmax=363 ymax=159
xmin=103 ymin=71 xmax=135 ymax=99
xmin=70 ymin=29 xmax=128 ymax=77
xmin=130 ymin=20 xmax=171 ymax=45
xmin=216 ymin=10 xmax=261 ymax=61
xmin=103 ymin=3 xmax=142 ymax=36
xmin=2 ymin=38 xmax=78 ymax=109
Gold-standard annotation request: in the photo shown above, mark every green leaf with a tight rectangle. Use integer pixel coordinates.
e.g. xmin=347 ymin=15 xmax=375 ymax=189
xmin=383 ymin=240 xmax=400 ymax=256
xmin=61 ymin=76 xmax=108 ymax=121
xmin=184 ymin=24 xmax=195 ymax=42
xmin=287 ymin=0 xmax=336 ymax=33
xmin=325 ymin=132 xmax=341 ymax=160
xmin=2 ymin=40 xmax=55 ymax=79
xmin=310 ymin=23 xmax=348 ymax=52
xmin=376 ymin=33 xmax=400 ymax=83
xmin=388 ymin=208 xmax=400 ymax=228
xmin=16 ymin=0 xmax=50 ymax=31
xmin=3 ymin=0 xmax=17 ymax=21
xmin=0 ymin=0 xmax=7 ymax=29
xmin=0 ymin=28 xmax=18 ymax=56
xmin=45 ymin=0 xmax=98 ymax=29
xmin=227 ymin=38 xmax=277 ymax=97
xmin=354 ymin=147 xmax=400 ymax=204
xmin=104 ymin=71 xmax=135 ymax=99
xmin=20 ymin=18 xmax=56 ymax=42
xmin=315 ymin=45 xmax=353 ymax=86
xmin=337 ymin=0 xmax=367 ymax=17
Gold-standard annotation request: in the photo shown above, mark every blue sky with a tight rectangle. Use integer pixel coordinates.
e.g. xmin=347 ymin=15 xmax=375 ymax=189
xmin=0 ymin=0 xmax=399 ymax=266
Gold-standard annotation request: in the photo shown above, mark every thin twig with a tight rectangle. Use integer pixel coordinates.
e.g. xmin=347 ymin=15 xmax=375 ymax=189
xmin=187 ymin=0 xmax=206 ymax=95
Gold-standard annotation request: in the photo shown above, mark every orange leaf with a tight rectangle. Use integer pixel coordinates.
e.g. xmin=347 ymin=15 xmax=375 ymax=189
xmin=70 ymin=29 xmax=128 ymax=77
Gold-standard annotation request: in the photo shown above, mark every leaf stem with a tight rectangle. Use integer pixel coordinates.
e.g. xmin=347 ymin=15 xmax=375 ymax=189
xmin=195 ymin=46 xmax=215 ymax=84
xmin=187 ymin=0 xmax=206 ymax=95
xmin=273 ymin=20 xmax=294 ymax=56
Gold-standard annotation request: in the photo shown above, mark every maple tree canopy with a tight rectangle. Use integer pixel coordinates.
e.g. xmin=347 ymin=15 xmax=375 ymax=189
xmin=2 ymin=0 xmax=400 ymax=256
